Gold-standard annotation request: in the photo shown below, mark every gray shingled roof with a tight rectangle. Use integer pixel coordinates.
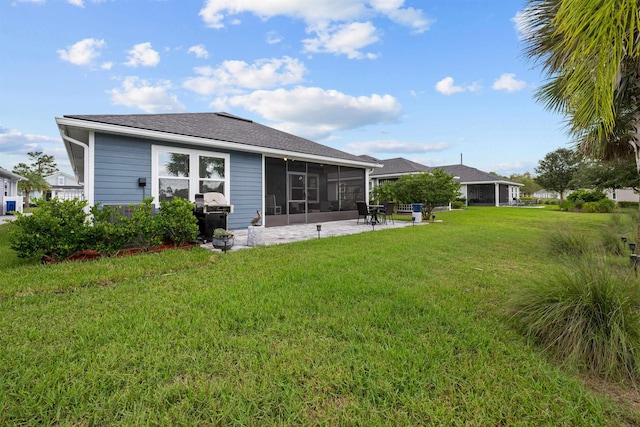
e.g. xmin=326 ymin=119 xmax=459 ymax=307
xmin=438 ymin=164 xmax=522 ymax=185
xmin=63 ymin=112 xmax=372 ymax=164
xmin=368 ymin=157 xmax=522 ymax=185
xmin=369 ymin=157 xmax=432 ymax=176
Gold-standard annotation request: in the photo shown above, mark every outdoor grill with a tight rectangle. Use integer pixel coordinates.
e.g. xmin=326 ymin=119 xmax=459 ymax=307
xmin=193 ymin=192 xmax=234 ymax=241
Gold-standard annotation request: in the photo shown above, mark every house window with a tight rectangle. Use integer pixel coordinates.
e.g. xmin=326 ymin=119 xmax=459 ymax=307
xmin=58 ymin=176 xmax=65 ymax=186
xmin=153 ymin=146 xmax=229 ymax=203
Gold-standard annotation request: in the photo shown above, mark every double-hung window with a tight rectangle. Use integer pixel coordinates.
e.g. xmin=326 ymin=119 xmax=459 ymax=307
xmin=153 ymin=146 xmax=229 ymax=203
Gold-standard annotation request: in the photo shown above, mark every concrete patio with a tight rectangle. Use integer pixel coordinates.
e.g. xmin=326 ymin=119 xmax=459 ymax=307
xmin=208 ymin=217 xmax=429 ymax=251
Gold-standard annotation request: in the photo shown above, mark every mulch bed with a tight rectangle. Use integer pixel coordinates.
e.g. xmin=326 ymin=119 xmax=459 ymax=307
xmin=42 ymin=242 xmax=198 ymax=264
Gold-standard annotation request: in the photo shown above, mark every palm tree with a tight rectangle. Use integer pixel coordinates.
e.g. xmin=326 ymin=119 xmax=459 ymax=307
xmin=522 ymin=0 xmax=640 ymax=243
xmin=13 ymin=166 xmax=50 ymax=208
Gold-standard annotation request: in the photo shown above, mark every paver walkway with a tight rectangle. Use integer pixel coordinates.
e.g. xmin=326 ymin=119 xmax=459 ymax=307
xmin=207 ymin=218 xmax=429 ymax=251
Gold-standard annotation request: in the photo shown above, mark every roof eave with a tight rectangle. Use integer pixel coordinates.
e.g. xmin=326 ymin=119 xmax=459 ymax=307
xmin=55 ymin=116 xmax=381 ymax=169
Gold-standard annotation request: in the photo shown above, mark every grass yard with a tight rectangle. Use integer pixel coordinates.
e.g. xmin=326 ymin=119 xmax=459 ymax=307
xmin=1 ymin=207 xmax=639 ymax=425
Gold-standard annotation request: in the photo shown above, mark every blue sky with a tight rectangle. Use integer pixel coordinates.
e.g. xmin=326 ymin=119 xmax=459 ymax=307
xmin=0 ymin=0 xmax=568 ymax=177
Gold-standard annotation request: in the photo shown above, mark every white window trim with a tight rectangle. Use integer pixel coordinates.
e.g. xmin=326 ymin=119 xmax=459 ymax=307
xmin=151 ymin=145 xmax=230 ymax=205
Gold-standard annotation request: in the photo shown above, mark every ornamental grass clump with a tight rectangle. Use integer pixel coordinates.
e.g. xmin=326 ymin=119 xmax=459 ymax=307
xmin=507 ymin=256 xmax=640 ymax=380
xmin=546 ymin=224 xmax=592 ymax=257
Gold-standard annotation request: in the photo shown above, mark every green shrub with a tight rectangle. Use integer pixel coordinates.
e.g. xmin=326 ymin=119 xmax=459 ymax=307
xmin=451 ymin=201 xmax=465 ymax=209
xmin=9 ymin=198 xmax=91 ymax=261
xmin=582 ymin=201 xmax=599 ymax=213
xmin=618 ymin=201 xmax=639 ymax=209
xmin=507 ymin=257 xmax=640 ymax=380
xmin=558 ymin=200 xmax=574 ymax=211
xmin=10 ymin=197 xmax=201 ymax=260
xmin=597 ymin=198 xmax=616 ymax=213
xmin=127 ymin=198 xmax=163 ymax=251
xmin=90 ymin=204 xmax=134 ymax=256
xmin=567 ymin=189 xmax=607 ymax=203
xmin=159 ymin=198 xmax=199 ymax=246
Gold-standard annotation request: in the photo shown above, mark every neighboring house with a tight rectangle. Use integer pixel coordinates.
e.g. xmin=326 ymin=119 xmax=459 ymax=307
xmin=532 ymin=189 xmax=561 ymax=199
xmin=0 ymin=167 xmax=25 ymax=215
xmin=438 ymin=164 xmax=523 ymax=206
xmin=368 ymin=158 xmax=523 ymax=207
xmin=55 ymin=112 xmax=381 ymax=230
xmin=605 ymin=188 xmax=638 ymax=204
xmin=29 ymin=172 xmax=84 ymax=201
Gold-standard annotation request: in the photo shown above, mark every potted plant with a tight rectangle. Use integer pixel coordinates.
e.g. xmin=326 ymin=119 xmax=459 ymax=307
xmin=212 ymin=228 xmax=234 ymax=250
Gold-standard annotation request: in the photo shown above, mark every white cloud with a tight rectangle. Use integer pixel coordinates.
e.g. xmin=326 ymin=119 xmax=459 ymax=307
xmin=183 ymin=56 xmax=307 ymax=95
xmin=492 ymin=73 xmax=526 ymax=92
xmin=303 ymin=21 xmax=379 ymax=59
xmin=346 ymin=139 xmax=449 ymax=154
xmin=125 ymin=42 xmax=160 ymax=68
xmin=57 ymin=38 xmax=106 ymax=67
xmin=0 ymin=126 xmax=70 ymax=172
xmin=369 ymin=0 xmax=432 ymax=34
xmin=109 ymin=76 xmax=185 ymax=113
xmin=67 ymin=0 xmax=84 ymax=7
xmin=212 ymin=86 xmax=401 ymax=140
xmin=100 ymin=61 xmax=113 ymax=70
xmin=266 ymin=31 xmax=283 ymax=45
xmin=434 ymin=77 xmax=482 ymax=95
xmin=435 ymin=77 xmax=464 ymax=95
xmin=199 ymin=0 xmax=430 ymax=58
xmin=187 ymin=44 xmax=209 ymax=59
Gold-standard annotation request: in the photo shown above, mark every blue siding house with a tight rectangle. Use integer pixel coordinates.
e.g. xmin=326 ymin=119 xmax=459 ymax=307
xmin=56 ymin=112 xmax=380 ymax=230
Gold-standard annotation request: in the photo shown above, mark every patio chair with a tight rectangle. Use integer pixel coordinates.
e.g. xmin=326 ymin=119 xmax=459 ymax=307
xmin=356 ymin=201 xmax=370 ymax=224
xmin=265 ymin=194 xmax=282 ymax=215
xmin=382 ymin=201 xmax=395 ymax=224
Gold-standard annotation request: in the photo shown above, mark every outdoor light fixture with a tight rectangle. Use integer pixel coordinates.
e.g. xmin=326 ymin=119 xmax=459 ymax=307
xmin=622 ymin=236 xmax=628 ymax=244
xmin=630 ymin=242 xmax=637 ymax=252
xmin=411 ymin=216 xmax=416 ymax=226
xmin=316 ymin=224 xmax=321 ymax=239
xmin=631 ymin=254 xmax=640 ymax=277
xmin=222 ymin=234 xmax=229 ymax=254
xmin=431 ymin=215 xmax=436 ymax=222
xmin=371 ymin=218 xmax=377 ymax=231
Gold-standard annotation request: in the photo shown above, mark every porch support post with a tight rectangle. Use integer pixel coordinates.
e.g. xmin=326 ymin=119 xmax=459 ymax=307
xmin=495 ymin=183 xmax=499 ymax=207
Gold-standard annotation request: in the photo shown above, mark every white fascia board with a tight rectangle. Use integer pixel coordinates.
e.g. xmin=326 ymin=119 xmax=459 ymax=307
xmin=464 ymin=180 xmax=523 ymax=186
xmin=55 ymin=117 xmax=381 ymax=169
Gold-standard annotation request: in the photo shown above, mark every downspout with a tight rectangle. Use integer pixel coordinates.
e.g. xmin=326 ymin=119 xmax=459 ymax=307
xmin=60 ymin=132 xmax=93 ymax=209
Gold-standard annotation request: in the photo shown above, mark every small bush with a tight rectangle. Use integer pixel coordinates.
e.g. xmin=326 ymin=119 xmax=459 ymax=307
xmin=507 ymin=257 xmax=640 ymax=380
xmin=597 ymin=198 xmax=616 ymax=213
xmin=127 ymin=198 xmax=163 ymax=251
xmin=451 ymin=201 xmax=465 ymax=209
xmin=9 ymin=198 xmax=91 ymax=261
xmin=558 ymin=200 xmax=575 ymax=211
xmin=159 ymin=198 xmax=199 ymax=246
xmin=90 ymin=204 xmax=134 ymax=256
xmin=618 ymin=201 xmax=639 ymax=209
xmin=582 ymin=201 xmax=599 ymax=213
xmin=567 ymin=189 xmax=607 ymax=203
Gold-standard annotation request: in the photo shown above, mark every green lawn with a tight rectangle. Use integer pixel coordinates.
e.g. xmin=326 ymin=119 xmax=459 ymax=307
xmin=0 ymin=207 xmax=637 ymax=425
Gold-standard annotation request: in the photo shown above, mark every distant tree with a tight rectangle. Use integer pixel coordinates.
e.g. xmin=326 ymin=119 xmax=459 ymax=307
xmin=371 ymin=182 xmax=396 ymax=204
xmin=534 ymin=148 xmax=579 ymax=200
xmin=12 ymin=151 xmax=59 ymax=208
xmin=393 ymin=169 xmax=461 ymax=219
xmin=509 ymin=172 xmax=542 ymax=196
xmin=572 ymin=158 xmax=640 ymax=193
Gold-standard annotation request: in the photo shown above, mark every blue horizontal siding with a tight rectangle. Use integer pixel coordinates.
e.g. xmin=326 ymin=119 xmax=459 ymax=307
xmin=94 ymin=134 xmax=152 ymax=205
xmin=93 ymin=133 xmax=263 ymax=230
xmin=228 ymin=151 xmax=262 ymax=230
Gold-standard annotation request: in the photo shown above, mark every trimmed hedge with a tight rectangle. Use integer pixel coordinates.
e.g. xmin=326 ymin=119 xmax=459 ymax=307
xmin=10 ymin=197 xmax=199 ymax=261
